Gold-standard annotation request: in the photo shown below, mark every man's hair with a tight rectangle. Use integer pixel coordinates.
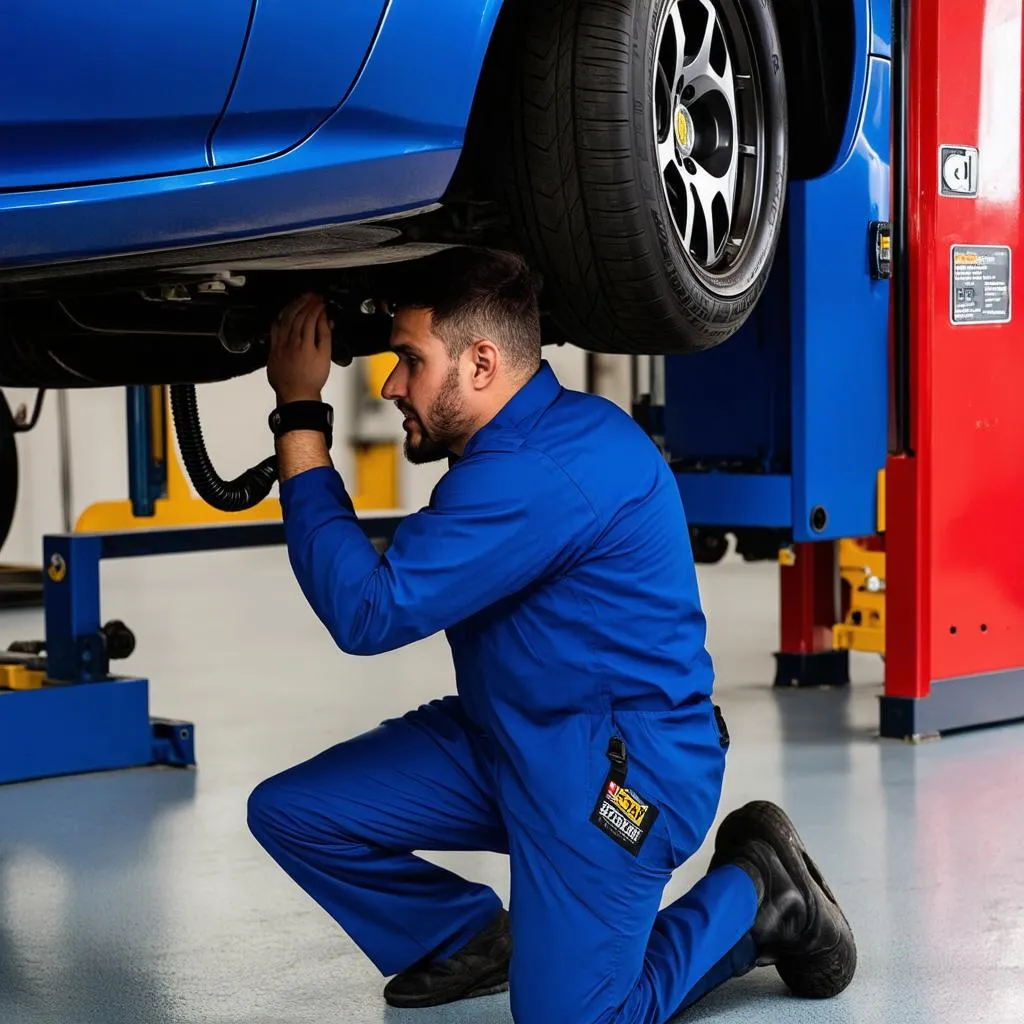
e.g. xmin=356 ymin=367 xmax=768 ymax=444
xmin=389 ymin=247 xmax=542 ymax=374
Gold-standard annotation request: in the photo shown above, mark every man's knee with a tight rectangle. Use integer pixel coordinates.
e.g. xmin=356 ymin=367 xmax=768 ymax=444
xmin=247 ymin=771 xmax=293 ymax=844
xmin=246 ymin=766 xmax=332 ymax=848
xmin=247 ymin=750 xmax=374 ymax=853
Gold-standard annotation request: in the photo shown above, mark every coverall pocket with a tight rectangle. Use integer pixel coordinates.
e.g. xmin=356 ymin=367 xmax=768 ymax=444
xmin=582 ymin=712 xmax=677 ymax=875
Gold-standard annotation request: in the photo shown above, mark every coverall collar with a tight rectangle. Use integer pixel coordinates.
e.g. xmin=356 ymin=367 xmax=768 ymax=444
xmin=460 ymin=360 xmax=561 ymax=459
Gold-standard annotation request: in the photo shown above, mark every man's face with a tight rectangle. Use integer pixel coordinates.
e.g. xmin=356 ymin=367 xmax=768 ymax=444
xmin=381 ymin=308 xmax=472 ymax=464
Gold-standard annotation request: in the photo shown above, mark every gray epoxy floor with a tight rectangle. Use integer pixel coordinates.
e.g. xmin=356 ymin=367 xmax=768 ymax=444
xmin=1 ymin=547 xmax=1023 ymax=1024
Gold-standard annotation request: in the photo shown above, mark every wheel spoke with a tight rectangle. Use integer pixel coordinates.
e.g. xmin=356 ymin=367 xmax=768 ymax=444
xmin=690 ymin=55 xmax=733 ymax=107
xmin=680 ymin=176 xmax=699 ymax=255
xmin=687 ymin=0 xmax=734 ymax=108
xmin=658 ymin=136 xmax=678 ymax=175
xmin=721 ymin=153 xmax=740 ymax=257
xmin=665 ymin=5 xmax=688 ymax=94
xmin=685 ymin=161 xmax=731 ymax=264
xmin=692 ymin=164 xmax=722 ymax=236
xmin=686 ymin=0 xmax=719 ymax=81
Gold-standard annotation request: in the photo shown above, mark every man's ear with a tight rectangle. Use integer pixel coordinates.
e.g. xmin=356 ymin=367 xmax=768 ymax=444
xmin=468 ymin=338 xmax=500 ymax=390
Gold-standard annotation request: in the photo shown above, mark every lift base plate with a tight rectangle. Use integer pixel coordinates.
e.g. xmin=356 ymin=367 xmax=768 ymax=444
xmin=880 ymin=669 xmax=1024 ymax=739
xmin=0 ymin=675 xmax=194 ymax=785
xmin=773 ymin=649 xmax=850 ymax=688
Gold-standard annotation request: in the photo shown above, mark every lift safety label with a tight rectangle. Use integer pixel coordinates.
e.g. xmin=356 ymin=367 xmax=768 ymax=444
xmin=950 ymin=245 xmax=1011 ymax=325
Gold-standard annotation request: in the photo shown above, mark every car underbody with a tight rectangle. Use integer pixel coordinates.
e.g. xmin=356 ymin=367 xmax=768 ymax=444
xmin=0 ymin=202 xmax=526 ymax=388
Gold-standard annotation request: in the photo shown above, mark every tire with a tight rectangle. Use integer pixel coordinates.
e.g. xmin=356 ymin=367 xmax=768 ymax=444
xmin=503 ymin=0 xmax=788 ymax=354
xmin=0 ymin=391 xmax=19 ymax=555
xmin=690 ymin=525 xmax=729 ymax=563
xmin=735 ymin=526 xmax=785 ymax=561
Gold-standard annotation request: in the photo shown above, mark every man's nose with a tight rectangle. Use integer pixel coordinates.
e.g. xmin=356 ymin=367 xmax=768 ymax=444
xmin=381 ymin=364 xmax=403 ymax=401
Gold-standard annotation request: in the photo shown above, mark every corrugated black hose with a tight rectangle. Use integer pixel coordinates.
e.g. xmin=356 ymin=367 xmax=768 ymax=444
xmin=169 ymin=383 xmax=278 ymax=512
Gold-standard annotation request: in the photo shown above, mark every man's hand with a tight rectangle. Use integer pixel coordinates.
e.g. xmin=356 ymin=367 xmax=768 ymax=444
xmin=269 ymin=293 xmax=335 ymax=483
xmin=268 ymin=293 xmax=333 ymax=405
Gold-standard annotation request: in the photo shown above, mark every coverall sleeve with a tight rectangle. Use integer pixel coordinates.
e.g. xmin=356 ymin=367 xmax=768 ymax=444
xmin=279 ymin=453 xmax=596 ymax=655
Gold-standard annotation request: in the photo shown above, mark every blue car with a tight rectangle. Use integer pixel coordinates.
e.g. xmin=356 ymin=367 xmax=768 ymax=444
xmin=0 ymin=0 xmax=869 ymax=390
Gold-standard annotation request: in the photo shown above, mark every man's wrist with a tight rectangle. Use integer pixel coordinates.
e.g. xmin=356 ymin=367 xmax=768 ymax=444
xmin=275 ymin=389 xmax=323 ymax=406
xmin=276 ymin=431 xmax=332 ymax=484
xmin=269 ymin=399 xmax=334 ymax=449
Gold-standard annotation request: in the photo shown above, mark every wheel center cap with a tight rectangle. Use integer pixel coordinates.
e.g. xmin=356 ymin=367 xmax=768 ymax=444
xmin=674 ymin=106 xmax=695 ymax=158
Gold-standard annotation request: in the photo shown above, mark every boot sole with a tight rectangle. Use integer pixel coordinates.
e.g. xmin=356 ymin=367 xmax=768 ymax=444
xmin=712 ymin=801 xmax=857 ymax=999
xmin=383 ymin=970 xmax=510 ymax=1008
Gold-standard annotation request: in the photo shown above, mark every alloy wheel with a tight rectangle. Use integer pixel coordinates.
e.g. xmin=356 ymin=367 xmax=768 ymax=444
xmin=653 ymin=0 xmax=766 ymax=282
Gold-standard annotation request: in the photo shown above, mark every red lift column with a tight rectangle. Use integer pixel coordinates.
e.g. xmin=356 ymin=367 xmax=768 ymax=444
xmin=774 ymin=542 xmax=849 ymax=688
xmin=883 ymin=0 xmax=1024 ymax=736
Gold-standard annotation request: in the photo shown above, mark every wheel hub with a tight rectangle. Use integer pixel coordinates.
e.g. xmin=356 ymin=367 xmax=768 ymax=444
xmin=674 ymin=104 xmax=696 ymax=159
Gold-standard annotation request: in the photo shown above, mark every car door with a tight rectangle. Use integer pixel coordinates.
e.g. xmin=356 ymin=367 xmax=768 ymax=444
xmin=208 ymin=0 xmax=390 ymax=166
xmin=0 ymin=0 xmax=254 ymax=190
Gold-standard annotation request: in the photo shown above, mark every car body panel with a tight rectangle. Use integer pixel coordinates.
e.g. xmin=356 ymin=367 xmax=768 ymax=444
xmin=210 ymin=0 xmax=391 ymax=166
xmin=0 ymin=0 xmax=253 ymax=189
xmin=869 ymin=0 xmax=891 ymax=58
xmin=0 ymin=0 xmax=503 ymax=272
xmin=830 ymin=0 xmax=880 ymax=173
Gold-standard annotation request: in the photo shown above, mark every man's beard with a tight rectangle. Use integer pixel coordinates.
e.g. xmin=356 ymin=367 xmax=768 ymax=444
xmin=401 ymin=365 xmax=472 ymax=464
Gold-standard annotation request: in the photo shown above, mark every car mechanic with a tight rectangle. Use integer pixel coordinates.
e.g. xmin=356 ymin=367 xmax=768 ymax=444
xmin=247 ymin=247 xmax=856 ymax=1022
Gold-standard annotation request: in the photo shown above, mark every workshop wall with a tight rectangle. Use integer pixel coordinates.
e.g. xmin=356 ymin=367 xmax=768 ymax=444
xmin=1 ymin=346 xmax=592 ymax=566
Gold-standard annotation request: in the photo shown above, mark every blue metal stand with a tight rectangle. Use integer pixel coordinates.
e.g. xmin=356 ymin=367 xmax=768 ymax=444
xmin=0 ymin=516 xmax=403 ymax=786
xmin=0 ymin=678 xmax=193 ymax=785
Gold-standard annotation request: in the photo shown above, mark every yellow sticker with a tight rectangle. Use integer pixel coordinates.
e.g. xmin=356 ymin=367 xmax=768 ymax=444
xmin=612 ymin=786 xmax=650 ymax=827
xmin=675 ymin=109 xmax=688 ymax=147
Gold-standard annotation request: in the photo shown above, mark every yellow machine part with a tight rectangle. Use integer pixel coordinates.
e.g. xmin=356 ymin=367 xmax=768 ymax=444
xmin=832 ymin=538 xmax=886 ymax=655
xmin=352 ymin=351 xmax=401 ymax=509
xmin=77 ymin=369 xmax=401 ymax=533
xmin=354 ymin=443 xmax=399 ymax=510
xmin=831 ymin=468 xmax=888 ymax=655
xmin=0 ymin=665 xmax=46 ymax=690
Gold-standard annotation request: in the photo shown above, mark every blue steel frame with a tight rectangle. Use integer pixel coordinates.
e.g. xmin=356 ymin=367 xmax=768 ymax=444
xmin=666 ymin=4 xmax=892 ymax=543
xmin=126 ymin=385 xmax=167 ymax=518
xmin=0 ymin=516 xmax=403 ymax=786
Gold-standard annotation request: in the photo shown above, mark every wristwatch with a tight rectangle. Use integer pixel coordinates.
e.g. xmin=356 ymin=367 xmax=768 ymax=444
xmin=268 ymin=400 xmax=334 ymax=448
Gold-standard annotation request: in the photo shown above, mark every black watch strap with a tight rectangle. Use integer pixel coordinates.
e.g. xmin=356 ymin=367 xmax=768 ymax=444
xmin=269 ymin=401 xmax=334 ymax=447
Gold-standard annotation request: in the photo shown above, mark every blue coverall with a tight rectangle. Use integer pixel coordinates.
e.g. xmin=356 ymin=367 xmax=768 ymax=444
xmin=248 ymin=361 xmax=759 ymax=1022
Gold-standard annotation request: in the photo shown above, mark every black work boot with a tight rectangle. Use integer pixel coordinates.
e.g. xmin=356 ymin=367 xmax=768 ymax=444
xmin=709 ymin=801 xmax=856 ymax=999
xmin=383 ymin=909 xmax=511 ymax=1008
